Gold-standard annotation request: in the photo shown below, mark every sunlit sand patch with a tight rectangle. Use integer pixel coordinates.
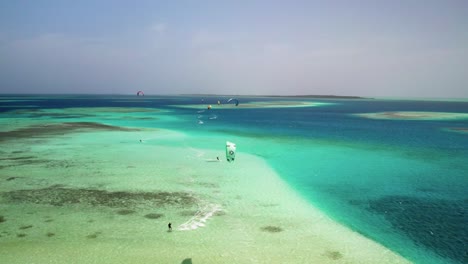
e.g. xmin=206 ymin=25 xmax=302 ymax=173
xmin=354 ymin=111 xmax=468 ymax=120
xmin=171 ymin=101 xmax=332 ymax=109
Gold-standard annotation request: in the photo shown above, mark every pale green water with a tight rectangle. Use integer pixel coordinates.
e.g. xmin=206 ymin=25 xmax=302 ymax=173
xmin=0 ymin=103 xmax=411 ymax=264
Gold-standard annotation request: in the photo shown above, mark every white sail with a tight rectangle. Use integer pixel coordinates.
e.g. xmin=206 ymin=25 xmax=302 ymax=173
xmin=225 ymin=141 xmax=236 ymax=162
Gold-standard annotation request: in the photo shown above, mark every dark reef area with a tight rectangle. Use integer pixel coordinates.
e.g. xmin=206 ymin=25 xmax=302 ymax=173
xmin=1 ymin=185 xmax=197 ymax=209
xmin=0 ymin=122 xmax=139 ymax=143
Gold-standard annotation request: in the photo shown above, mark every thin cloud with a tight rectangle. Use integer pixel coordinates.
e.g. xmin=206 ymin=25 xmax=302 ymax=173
xmin=151 ymin=23 xmax=167 ymax=34
xmin=0 ymin=1 xmax=467 ymax=97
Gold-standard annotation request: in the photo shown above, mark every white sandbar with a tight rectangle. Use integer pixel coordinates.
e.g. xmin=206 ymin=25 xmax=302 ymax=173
xmin=354 ymin=111 xmax=468 ymax=120
xmin=173 ymin=101 xmax=332 ymax=109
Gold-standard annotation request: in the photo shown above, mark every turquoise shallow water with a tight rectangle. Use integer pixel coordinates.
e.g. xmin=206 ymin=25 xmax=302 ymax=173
xmin=1 ymin=95 xmax=467 ymax=263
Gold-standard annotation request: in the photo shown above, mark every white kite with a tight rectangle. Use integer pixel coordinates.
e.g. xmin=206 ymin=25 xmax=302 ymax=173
xmin=226 ymin=141 xmax=236 ymax=162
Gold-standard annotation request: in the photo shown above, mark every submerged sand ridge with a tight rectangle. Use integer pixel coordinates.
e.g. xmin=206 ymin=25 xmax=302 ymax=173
xmin=0 ymin=123 xmax=411 ymax=263
xmin=444 ymin=127 xmax=468 ymax=134
xmin=172 ymin=100 xmax=332 ymax=109
xmin=354 ymin=111 xmax=468 ymax=120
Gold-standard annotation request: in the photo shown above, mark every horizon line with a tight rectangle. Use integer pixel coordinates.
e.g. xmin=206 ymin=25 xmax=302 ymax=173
xmin=1 ymin=93 xmax=468 ymax=101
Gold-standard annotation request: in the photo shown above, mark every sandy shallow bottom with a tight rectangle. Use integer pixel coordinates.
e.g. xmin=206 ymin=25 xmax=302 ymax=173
xmin=0 ymin=126 xmax=410 ymax=264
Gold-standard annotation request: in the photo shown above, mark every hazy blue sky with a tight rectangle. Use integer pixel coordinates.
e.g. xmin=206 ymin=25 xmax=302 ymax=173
xmin=1 ymin=0 xmax=467 ymax=97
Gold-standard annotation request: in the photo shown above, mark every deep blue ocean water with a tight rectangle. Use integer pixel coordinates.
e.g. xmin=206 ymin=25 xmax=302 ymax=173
xmin=1 ymin=95 xmax=467 ymax=264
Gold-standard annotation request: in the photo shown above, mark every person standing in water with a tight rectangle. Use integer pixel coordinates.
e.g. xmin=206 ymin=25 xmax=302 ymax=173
xmin=168 ymin=223 xmax=172 ymax=231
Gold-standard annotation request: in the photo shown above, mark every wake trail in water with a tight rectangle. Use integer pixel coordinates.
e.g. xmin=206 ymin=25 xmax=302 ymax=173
xmin=178 ymin=203 xmax=222 ymax=231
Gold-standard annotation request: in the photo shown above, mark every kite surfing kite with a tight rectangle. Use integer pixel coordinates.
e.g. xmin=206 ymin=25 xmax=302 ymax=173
xmin=226 ymin=141 xmax=236 ymax=162
xmin=227 ymin=98 xmax=239 ymax=106
xmin=137 ymin=91 xmax=144 ymax=96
